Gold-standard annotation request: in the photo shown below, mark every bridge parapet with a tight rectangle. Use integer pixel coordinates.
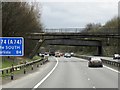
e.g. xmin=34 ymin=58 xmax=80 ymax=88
xmin=25 ymin=32 xmax=120 ymax=40
xmin=24 ymin=27 xmax=119 ymax=39
xmin=43 ymin=28 xmax=119 ymax=34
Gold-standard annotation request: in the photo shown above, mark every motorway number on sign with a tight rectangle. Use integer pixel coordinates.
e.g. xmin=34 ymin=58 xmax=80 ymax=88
xmin=0 ymin=37 xmax=24 ymax=56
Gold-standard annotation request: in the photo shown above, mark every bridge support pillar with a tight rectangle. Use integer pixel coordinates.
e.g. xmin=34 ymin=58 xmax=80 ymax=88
xmin=98 ymin=46 xmax=102 ymax=56
xmin=29 ymin=39 xmax=44 ymax=59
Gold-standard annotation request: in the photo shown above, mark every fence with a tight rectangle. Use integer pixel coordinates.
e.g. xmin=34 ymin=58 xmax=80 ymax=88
xmin=43 ymin=28 xmax=119 ymax=34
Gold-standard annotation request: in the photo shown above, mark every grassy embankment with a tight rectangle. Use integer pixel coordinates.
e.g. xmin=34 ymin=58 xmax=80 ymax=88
xmin=0 ymin=56 xmax=41 ymax=77
xmin=1 ymin=56 xmax=40 ymax=69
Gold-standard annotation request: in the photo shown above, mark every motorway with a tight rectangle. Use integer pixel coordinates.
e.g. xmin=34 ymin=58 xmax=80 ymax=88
xmin=2 ymin=57 xmax=119 ymax=89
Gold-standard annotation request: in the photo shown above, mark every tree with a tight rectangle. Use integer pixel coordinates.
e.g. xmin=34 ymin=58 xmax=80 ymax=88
xmin=2 ymin=2 xmax=43 ymax=36
xmin=2 ymin=2 xmax=43 ymax=58
xmin=82 ymin=23 xmax=101 ymax=33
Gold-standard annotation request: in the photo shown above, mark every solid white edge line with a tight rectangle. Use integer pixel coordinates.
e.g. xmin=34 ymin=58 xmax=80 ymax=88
xmin=103 ymin=65 xmax=120 ymax=73
xmin=32 ymin=57 xmax=58 ymax=90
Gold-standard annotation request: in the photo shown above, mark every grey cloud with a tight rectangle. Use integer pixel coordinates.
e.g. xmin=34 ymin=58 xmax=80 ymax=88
xmin=41 ymin=2 xmax=118 ymax=28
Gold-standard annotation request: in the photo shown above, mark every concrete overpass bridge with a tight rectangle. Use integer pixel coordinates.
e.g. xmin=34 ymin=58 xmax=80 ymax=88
xmin=23 ymin=28 xmax=119 ymax=58
xmin=29 ymin=38 xmax=102 ymax=58
xmin=25 ymin=28 xmax=120 ymax=39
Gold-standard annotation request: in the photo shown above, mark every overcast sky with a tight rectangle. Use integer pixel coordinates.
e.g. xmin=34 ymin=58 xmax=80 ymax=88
xmin=39 ymin=0 xmax=119 ymax=28
xmin=4 ymin=0 xmax=119 ymax=28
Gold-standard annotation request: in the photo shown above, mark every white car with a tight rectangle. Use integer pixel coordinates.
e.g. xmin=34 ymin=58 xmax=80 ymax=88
xmin=44 ymin=53 xmax=49 ymax=60
xmin=70 ymin=52 xmax=74 ymax=56
xmin=40 ymin=53 xmax=49 ymax=60
xmin=64 ymin=53 xmax=71 ymax=58
xmin=88 ymin=57 xmax=103 ymax=67
xmin=39 ymin=53 xmax=44 ymax=56
xmin=113 ymin=54 xmax=120 ymax=59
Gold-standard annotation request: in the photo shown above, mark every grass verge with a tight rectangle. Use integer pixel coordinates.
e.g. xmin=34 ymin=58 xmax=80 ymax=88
xmin=1 ymin=56 xmax=41 ymax=69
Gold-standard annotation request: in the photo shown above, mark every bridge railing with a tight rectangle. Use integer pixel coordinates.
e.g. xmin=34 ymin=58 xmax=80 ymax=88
xmin=43 ymin=28 xmax=83 ymax=33
xmin=43 ymin=28 xmax=119 ymax=34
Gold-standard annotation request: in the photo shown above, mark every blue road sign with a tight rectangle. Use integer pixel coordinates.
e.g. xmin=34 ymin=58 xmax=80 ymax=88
xmin=0 ymin=37 xmax=24 ymax=56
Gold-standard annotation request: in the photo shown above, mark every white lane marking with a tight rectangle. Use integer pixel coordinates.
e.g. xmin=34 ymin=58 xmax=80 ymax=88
xmin=32 ymin=58 xmax=59 ymax=90
xmin=103 ymin=65 xmax=120 ymax=73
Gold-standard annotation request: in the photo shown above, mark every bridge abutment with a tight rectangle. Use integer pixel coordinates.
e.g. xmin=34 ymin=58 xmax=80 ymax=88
xmin=98 ymin=46 xmax=102 ymax=56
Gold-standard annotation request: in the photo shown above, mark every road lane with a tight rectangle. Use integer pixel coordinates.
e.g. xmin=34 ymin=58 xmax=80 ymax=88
xmin=32 ymin=57 xmax=58 ymax=89
xmin=38 ymin=57 xmax=118 ymax=88
xmin=2 ymin=57 xmax=118 ymax=89
xmin=2 ymin=57 xmax=57 ymax=88
xmin=72 ymin=57 xmax=118 ymax=88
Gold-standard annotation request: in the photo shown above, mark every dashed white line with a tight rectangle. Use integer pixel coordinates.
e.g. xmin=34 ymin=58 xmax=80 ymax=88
xmin=103 ymin=65 xmax=120 ymax=73
xmin=32 ymin=57 xmax=59 ymax=90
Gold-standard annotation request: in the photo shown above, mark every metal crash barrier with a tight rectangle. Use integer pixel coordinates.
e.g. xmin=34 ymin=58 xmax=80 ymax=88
xmin=74 ymin=54 xmax=120 ymax=67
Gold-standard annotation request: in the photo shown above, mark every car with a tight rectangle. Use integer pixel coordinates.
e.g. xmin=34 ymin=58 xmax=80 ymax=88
xmin=39 ymin=53 xmax=44 ymax=57
xmin=88 ymin=57 xmax=103 ymax=67
xmin=44 ymin=53 xmax=49 ymax=60
xmin=49 ymin=49 xmax=55 ymax=56
xmin=60 ymin=53 xmax=64 ymax=56
xmin=64 ymin=53 xmax=71 ymax=58
xmin=70 ymin=52 xmax=74 ymax=56
xmin=113 ymin=54 xmax=120 ymax=59
xmin=55 ymin=52 xmax=60 ymax=57
xmin=49 ymin=52 xmax=55 ymax=56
